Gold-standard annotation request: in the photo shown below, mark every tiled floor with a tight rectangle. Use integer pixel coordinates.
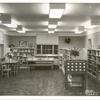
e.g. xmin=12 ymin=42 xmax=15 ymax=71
xmin=0 ymin=69 xmax=100 ymax=96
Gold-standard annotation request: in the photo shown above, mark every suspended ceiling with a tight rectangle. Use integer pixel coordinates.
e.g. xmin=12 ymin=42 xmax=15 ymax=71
xmin=0 ymin=3 xmax=100 ymax=35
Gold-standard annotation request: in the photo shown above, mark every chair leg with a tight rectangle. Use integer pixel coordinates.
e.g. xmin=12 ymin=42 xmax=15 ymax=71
xmin=1 ymin=71 xmax=11 ymax=78
xmin=1 ymin=71 xmax=4 ymax=77
xmin=7 ymin=71 xmax=9 ymax=78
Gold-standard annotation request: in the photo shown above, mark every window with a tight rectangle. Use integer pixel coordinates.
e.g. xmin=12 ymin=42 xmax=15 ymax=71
xmin=37 ymin=45 xmax=41 ymax=54
xmin=54 ymin=45 xmax=58 ymax=54
xmin=37 ymin=45 xmax=58 ymax=54
xmin=42 ymin=45 xmax=52 ymax=54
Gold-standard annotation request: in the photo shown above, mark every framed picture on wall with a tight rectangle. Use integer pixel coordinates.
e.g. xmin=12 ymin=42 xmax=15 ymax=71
xmin=19 ymin=41 xmax=28 ymax=47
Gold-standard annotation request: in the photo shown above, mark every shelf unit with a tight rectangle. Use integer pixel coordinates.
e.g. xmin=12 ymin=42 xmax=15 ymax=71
xmin=88 ymin=49 xmax=100 ymax=81
xmin=12 ymin=47 xmax=34 ymax=61
xmin=59 ymin=48 xmax=71 ymax=74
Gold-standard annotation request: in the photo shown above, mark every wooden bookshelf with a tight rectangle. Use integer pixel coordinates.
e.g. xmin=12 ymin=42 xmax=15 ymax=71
xmin=59 ymin=48 xmax=71 ymax=74
xmin=88 ymin=49 xmax=100 ymax=81
xmin=12 ymin=47 xmax=34 ymax=61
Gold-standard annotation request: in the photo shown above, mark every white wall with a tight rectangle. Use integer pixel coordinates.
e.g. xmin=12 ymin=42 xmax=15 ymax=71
xmin=0 ymin=30 xmax=4 ymax=44
xmin=59 ymin=36 xmax=87 ymax=49
xmin=59 ymin=36 xmax=87 ymax=59
xmin=0 ymin=29 xmax=9 ymax=57
xmin=87 ymin=26 xmax=100 ymax=49
xmin=87 ymin=32 xmax=100 ymax=49
xmin=8 ymin=34 xmax=88 ymax=59
xmin=36 ymin=34 xmax=58 ymax=44
xmin=3 ymin=34 xmax=9 ymax=56
xmin=8 ymin=36 xmax=36 ymax=47
xmin=0 ymin=31 xmax=4 ymax=57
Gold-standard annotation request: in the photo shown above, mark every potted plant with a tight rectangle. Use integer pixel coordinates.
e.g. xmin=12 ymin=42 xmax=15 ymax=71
xmin=6 ymin=52 xmax=14 ymax=62
xmin=70 ymin=49 xmax=79 ymax=60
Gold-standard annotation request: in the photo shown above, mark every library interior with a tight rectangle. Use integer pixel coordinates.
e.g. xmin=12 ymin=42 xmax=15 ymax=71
xmin=0 ymin=3 xmax=100 ymax=96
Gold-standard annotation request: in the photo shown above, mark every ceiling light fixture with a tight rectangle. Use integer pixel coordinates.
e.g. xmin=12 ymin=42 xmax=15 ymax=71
xmin=16 ymin=25 xmax=26 ymax=33
xmin=4 ymin=22 xmax=17 ymax=28
xmin=82 ymin=20 xmax=97 ymax=29
xmin=48 ymin=24 xmax=57 ymax=28
xmin=3 ymin=18 xmax=17 ymax=28
xmin=48 ymin=31 xmax=54 ymax=34
xmin=49 ymin=9 xmax=64 ymax=18
xmin=48 ymin=3 xmax=65 ymax=34
xmin=0 ymin=13 xmax=17 ymax=28
xmin=74 ymin=28 xmax=83 ymax=34
xmin=17 ymin=28 xmax=26 ymax=33
xmin=49 ymin=3 xmax=65 ymax=19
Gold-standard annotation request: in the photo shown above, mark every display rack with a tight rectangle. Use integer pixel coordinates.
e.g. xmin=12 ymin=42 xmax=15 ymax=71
xmin=59 ymin=48 xmax=71 ymax=74
xmin=12 ymin=47 xmax=34 ymax=61
xmin=88 ymin=49 xmax=100 ymax=81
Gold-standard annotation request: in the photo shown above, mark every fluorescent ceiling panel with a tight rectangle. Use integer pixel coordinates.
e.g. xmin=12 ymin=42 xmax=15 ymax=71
xmin=43 ymin=29 xmax=48 ymax=31
xmin=3 ymin=18 xmax=17 ymax=28
xmin=24 ymin=29 xmax=48 ymax=31
xmin=17 ymin=27 xmax=26 ymax=33
xmin=82 ymin=20 xmax=97 ymax=29
xmin=48 ymin=31 xmax=54 ymax=34
xmin=48 ymin=24 xmax=57 ymax=28
xmin=74 ymin=28 xmax=84 ymax=34
xmin=58 ymin=21 xmax=64 ymax=26
xmin=49 ymin=9 xmax=64 ymax=18
xmin=49 ymin=3 xmax=65 ymax=19
xmin=55 ymin=28 xmax=74 ymax=31
xmin=0 ymin=13 xmax=11 ymax=24
xmin=4 ymin=23 xmax=17 ymax=28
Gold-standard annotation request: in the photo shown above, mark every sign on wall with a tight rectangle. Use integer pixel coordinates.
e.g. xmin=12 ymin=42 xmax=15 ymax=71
xmin=19 ymin=40 xmax=34 ymax=48
xmin=19 ymin=41 xmax=28 ymax=47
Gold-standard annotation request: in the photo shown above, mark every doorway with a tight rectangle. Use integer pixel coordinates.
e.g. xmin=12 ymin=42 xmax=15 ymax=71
xmin=88 ymin=39 xmax=92 ymax=49
xmin=0 ymin=44 xmax=4 ymax=58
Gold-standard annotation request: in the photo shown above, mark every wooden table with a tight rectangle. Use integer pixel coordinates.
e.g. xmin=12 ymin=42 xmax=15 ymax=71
xmin=27 ymin=58 xmax=54 ymax=70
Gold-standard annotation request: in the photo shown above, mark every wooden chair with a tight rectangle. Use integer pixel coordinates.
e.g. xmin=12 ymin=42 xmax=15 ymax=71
xmin=19 ymin=60 xmax=30 ymax=71
xmin=10 ymin=63 xmax=19 ymax=76
xmin=1 ymin=63 xmax=11 ymax=78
